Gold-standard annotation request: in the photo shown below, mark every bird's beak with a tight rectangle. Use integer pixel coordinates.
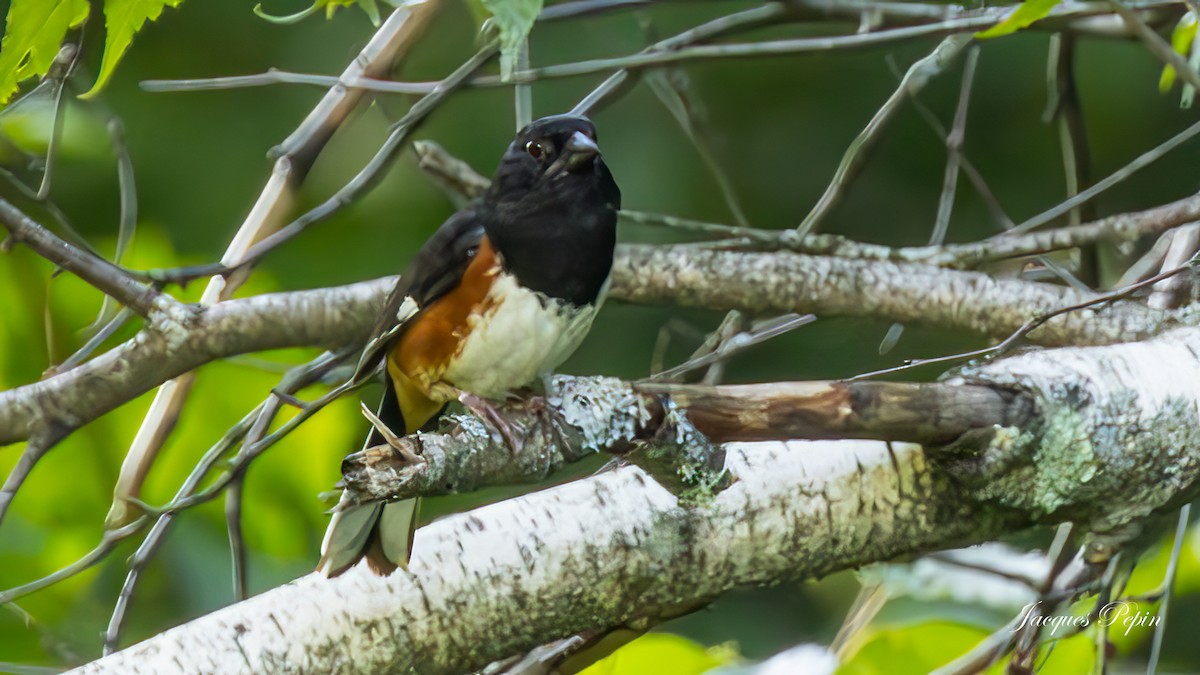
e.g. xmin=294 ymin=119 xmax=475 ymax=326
xmin=548 ymin=131 xmax=600 ymax=176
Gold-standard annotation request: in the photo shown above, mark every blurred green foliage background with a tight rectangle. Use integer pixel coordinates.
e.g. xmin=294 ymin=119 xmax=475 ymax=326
xmin=2 ymin=1 xmax=1200 ymax=672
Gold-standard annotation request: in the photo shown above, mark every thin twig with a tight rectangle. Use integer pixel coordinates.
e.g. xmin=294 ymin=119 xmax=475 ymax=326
xmin=923 ymin=552 xmax=1042 ymax=591
xmin=849 ymin=256 xmax=1198 ymax=381
xmin=649 ymin=311 xmax=739 ymax=383
xmin=700 ymin=314 xmax=745 ymax=386
xmin=1011 ymin=115 xmax=1200 ymax=234
xmin=112 ymin=118 xmax=139 ymax=266
xmin=45 ymin=307 xmax=135 ymax=377
xmin=514 ymin=38 xmax=533 ymax=130
xmin=904 ymin=73 xmax=1015 ymax=232
xmin=141 ymin=7 xmax=1004 ymax=102
xmin=86 ymin=117 xmax=141 ymax=335
xmin=0 ymin=438 xmax=50 ymax=526
xmin=503 ymin=9 xmax=1158 ymax=86
xmin=622 ymin=191 xmax=1200 ymax=269
xmin=141 ymin=70 xmax=438 ymax=94
xmin=644 ymin=67 xmax=750 ymax=226
xmin=1147 ymin=503 xmax=1188 ymax=675
xmin=884 ymin=42 xmax=978 ymax=352
xmin=35 ymin=44 xmax=80 ymax=201
xmin=140 ymin=372 xmax=372 ymax=518
xmin=103 ymin=409 xmax=260 ymax=654
xmin=1148 ymin=222 xmax=1200 ymax=308
xmin=798 ymin=34 xmax=972 ymax=235
xmin=0 ymin=518 xmax=148 ymax=606
xmin=933 ymin=614 xmax=1024 ymax=674
xmin=0 ymin=198 xmax=170 ymax=317
xmin=225 ymin=478 xmax=249 ymax=602
xmin=144 ymin=4 xmax=789 ymax=103
xmin=1047 ymin=33 xmax=1093 ymax=229
xmin=104 ymin=349 xmax=356 ymax=653
xmin=650 ymin=313 xmax=816 ymax=382
xmin=931 ymin=44 xmax=978 ymax=247
xmin=572 ymin=4 xmax=788 ymax=115
xmin=218 ymin=43 xmax=498 ymax=277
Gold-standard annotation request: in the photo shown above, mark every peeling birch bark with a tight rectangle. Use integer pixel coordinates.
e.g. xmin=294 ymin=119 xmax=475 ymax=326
xmin=67 ymin=327 xmax=1200 ymax=674
xmin=73 ymin=439 xmax=1009 ymax=675
xmin=944 ymin=326 xmax=1200 ymax=536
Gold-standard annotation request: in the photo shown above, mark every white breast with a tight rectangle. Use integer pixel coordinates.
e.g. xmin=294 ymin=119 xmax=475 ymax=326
xmin=442 ymin=272 xmax=604 ymax=398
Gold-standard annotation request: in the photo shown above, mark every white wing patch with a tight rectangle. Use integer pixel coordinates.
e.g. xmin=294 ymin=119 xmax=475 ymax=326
xmin=396 ymin=296 xmax=420 ymax=323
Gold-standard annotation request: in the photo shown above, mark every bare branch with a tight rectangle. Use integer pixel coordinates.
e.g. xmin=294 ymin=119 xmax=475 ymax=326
xmin=611 ymin=244 xmax=1184 ymax=345
xmin=338 ymin=375 xmax=1018 ymax=503
xmin=221 ymin=42 xmax=498 ymax=276
xmin=3 ymin=231 xmax=1195 ymax=448
xmin=0 ymin=199 xmax=175 ymax=318
xmin=798 ymin=34 xmax=972 ymax=235
xmin=628 ymin=192 xmax=1200 ymax=268
xmin=0 ymin=278 xmax=389 ymax=446
xmin=102 ymin=350 xmax=358 ymax=653
xmin=149 ymin=2 xmax=1183 ymax=99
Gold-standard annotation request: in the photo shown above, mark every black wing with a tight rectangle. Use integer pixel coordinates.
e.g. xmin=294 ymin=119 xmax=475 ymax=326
xmin=355 ymin=208 xmax=486 ymax=379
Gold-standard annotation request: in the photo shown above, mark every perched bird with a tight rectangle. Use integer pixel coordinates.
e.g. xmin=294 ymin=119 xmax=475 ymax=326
xmin=318 ymin=114 xmax=620 ymax=576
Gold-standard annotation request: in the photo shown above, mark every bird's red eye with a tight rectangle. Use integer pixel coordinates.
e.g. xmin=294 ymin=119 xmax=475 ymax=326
xmin=525 ymin=140 xmax=545 ymax=159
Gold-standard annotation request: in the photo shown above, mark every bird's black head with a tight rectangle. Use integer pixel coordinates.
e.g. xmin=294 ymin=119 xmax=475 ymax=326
xmin=483 ymin=114 xmax=621 ymax=214
xmin=479 ymin=114 xmax=621 ymax=306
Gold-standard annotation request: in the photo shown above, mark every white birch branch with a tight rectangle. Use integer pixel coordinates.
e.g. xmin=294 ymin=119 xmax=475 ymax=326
xmin=74 ymin=439 xmax=977 ymax=675
xmin=2 ymin=240 xmax=1195 ymax=446
xmin=69 ymin=325 xmax=1200 ymax=674
xmin=0 ymin=279 xmax=390 ymax=445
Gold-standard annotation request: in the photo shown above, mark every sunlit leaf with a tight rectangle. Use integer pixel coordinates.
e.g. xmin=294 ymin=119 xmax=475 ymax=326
xmin=840 ymin=621 xmax=996 ymax=674
xmin=1159 ymin=12 xmax=1198 ymax=93
xmin=0 ymin=0 xmax=89 ymax=107
xmin=579 ymin=633 xmax=734 ymax=675
xmin=480 ymin=0 xmax=541 ymax=81
xmin=355 ymin=0 xmax=382 ymax=25
xmin=80 ymin=0 xmax=186 ymax=99
xmin=840 ymin=618 xmax=1101 ymax=674
xmin=976 ymin=0 xmax=1062 ymax=39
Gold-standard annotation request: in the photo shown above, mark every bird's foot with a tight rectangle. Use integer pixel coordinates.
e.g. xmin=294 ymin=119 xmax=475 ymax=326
xmin=460 ymin=392 xmax=525 ymax=455
xmin=517 ymin=385 xmax=572 ymax=451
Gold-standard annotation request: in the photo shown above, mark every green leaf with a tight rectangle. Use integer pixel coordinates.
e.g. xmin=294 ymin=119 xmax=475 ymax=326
xmin=841 ymin=619 xmax=1098 ymax=674
xmin=253 ymin=0 xmax=385 ymax=26
xmin=80 ymin=0 xmax=186 ymax=99
xmin=976 ymin=0 xmax=1062 ymax=39
xmin=480 ymin=0 xmax=542 ymax=81
xmin=1159 ymin=12 xmax=1198 ymax=93
xmin=840 ymin=621 xmax=995 ymax=675
xmin=579 ymin=634 xmax=735 ymax=675
xmin=356 ymin=0 xmax=382 ymax=25
xmin=0 ymin=0 xmax=90 ymax=107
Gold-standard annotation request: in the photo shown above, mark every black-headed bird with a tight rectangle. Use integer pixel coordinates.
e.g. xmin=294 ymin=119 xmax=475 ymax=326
xmin=318 ymin=115 xmax=620 ymax=576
